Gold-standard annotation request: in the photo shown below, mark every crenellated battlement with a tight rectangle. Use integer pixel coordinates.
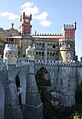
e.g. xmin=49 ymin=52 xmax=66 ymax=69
xmin=64 ymin=24 xmax=75 ymax=29
xmin=16 ymin=57 xmax=29 ymax=67
xmin=34 ymin=60 xmax=77 ymax=67
xmin=1 ymin=57 xmax=81 ymax=71
xmin=33 ymin=33 xmax=62 ymax=36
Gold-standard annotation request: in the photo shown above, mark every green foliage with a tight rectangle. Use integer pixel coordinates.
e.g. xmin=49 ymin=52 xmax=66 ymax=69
xmin=0 ymin=28 xmax=3 ymax=30
xmin=72 ymin=112 xmax=82 ymax=119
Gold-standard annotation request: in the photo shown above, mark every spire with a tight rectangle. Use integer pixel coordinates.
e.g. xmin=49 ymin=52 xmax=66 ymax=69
xmin=11 ymin=23 xmax=14 ymax=30
xmin=73 ymin=21 xmax=77 ymax=30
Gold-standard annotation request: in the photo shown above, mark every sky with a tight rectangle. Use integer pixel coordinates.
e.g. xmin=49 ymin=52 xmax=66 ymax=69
xmin=0 ymin=0 xmax=82 ymax=60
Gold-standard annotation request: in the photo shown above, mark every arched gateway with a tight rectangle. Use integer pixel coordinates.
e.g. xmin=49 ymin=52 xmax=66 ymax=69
xmin=35 ymin=67 xmax=52 ymax=118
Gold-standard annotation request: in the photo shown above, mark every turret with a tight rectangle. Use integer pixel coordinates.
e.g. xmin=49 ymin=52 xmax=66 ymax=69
xmin=18 ymin=12 xmax=32 ymax=35
xmin=73 ymin=21 xmax=77 ymax=30
xmin=60 ymin=22 xmax=76 ymax=62
xmin=3 ymin=44 xmax=18 ymax=65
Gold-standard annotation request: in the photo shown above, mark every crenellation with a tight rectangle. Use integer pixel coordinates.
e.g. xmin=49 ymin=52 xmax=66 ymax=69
xmin=64 ymin=24 xmax=75 ymax=29
xmin=34 ymin=60 xmax=77 ymax=67
xmin=16 ymin=58 xmax=29 ymax=67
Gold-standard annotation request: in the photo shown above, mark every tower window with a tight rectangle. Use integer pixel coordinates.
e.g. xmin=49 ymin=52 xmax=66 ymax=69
xmin=23 ymin=54 xmax=25 ymax=57
xmin=50 ymin=52 xmax=52 ymax=56
xmin=36 ymin=51 xmax=38 ymax=55
xmin=53 ymin=52 xmax=55 ymax=56
xmin=56 ymin=52 xmax=58 ymax=55
xmin=39 ymin=52 xmax=41 ymax=55
xmin=42 ymin=52 xmax=44 ymax=56
xmin=25 ymin=28 xmax=28 ymax=32
xmin=53 ymin=44 xmax=55 ymax=48
xmin=42 ymin=43 xmax=44 ymax=47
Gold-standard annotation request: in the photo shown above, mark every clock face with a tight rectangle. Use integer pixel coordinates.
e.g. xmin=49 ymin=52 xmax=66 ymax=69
xmin=25 ymin=19 xmax=29 ymax=22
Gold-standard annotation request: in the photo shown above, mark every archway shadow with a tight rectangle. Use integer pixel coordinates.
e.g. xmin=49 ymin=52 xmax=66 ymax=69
xmin=15 ymin=75 xmax=22 ymax=107
xmin=35 ymin=67 xmax=54 ymax=119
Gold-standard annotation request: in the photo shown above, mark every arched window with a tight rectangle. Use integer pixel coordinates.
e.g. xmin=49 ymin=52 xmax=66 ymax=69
xmin=42 ymin=52 xmax=44 ymax=56
xmin=53 ymin=44 xmax=55 ymax=48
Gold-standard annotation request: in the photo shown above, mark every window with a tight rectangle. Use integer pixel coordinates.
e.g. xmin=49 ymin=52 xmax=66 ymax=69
xmin=53 ymin=52 xmax=55 ymax=56
xmin=56 ymin=52 xmax=58 ymax=55
xmin=42 ymin=52 xmax=44 ymax=56
xmin=53 ymin=44 xmax=55 ymax=48
xmin=25 ymin=28 xmax=28 ymax=32
xmin=50 ymin=52 xmax=52 ymax=56
xmin=36 ymin=51 xmax=38 ymax=55
xmin=42 ymin=43 xmax=45 ymax=47
xmin=23 ymin=54 xmax=25 ymax=57
xmin=39 ymin=52 xmax=41 ymax=55
xmin=10 ymin=39 xmax=14 ymax=41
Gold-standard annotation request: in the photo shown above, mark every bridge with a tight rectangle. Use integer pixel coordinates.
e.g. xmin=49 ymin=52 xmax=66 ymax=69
xmin=0 ymin=57 xmax=82 ymax=119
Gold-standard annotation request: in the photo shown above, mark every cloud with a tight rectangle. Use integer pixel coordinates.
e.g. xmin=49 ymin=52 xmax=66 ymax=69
xmin=21 ymin=2 xmax=51 ymax=27
xmin=35 ymin=12 xmax=48 ymax=21
xmin=40 ymin=20 xmax=51 ymax=27
xmin=21 ymin=2 xmax=39 ymax=17
xmin=0 ymin=12 xmax=19 ymax=20
xmin=0 ymin=2 xmax=51 ymax=27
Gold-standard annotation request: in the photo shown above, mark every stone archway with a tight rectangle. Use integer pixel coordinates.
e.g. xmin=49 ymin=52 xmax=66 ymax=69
xmin=17 ymin=72 xmax=26 ymax=106
xmin=16 ymin=71 xmax=27 ymax=119
xmin=35 ymin=67 xmax=53 ymax=118
xmin=35 ymin=67 xmax=51 ymax=87
xmin=0 ymin=80 xmax=4 ymax=119
xmin=15 ymin=75 xmax=22 ymax=107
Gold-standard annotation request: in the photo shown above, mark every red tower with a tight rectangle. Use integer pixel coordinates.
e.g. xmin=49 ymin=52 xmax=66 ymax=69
xmin=18 ymin=12 xmax=32 ymax=35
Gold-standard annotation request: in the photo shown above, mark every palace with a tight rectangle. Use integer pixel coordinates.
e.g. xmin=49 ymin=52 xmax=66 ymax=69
xmin=5 ymin=12 xmax=77 ymax=62
xmin=0 ymin=12 xmax=81 ymax=119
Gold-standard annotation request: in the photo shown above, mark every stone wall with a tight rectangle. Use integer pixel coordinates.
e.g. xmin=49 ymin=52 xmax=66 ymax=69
xmin=1 ymin=58 xmax=82 ymax=119
xmin=35 ymin=60 xmax=78 ymax=106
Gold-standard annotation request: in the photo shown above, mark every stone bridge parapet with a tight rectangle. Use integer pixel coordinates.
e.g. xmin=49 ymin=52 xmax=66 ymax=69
xmin=34 ymin=60 xmax=78 ymax=67
xmin=0 ymin=59 xmax=7 ymax=71
xmin=16 ymin=57 xmax=29 ymax=67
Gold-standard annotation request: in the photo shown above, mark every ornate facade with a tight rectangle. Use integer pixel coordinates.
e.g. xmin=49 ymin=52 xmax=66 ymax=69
xmin=6 ymin=12 xmax=77 ymax=62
